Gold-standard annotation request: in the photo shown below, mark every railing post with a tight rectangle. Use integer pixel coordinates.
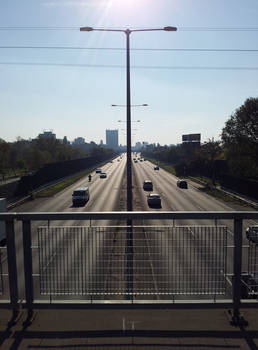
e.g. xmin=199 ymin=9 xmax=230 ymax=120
xmin=232 ymin=217 xmax=244 ymax=324
xmin=6 ymin=219 xmax=19 ymax=312
xmin=22 ymin=220 xmax=34 ymax=316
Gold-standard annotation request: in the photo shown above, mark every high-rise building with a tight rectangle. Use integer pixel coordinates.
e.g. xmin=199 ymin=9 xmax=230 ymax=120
xmin=106 ymin=129 xmax=118 ymax=149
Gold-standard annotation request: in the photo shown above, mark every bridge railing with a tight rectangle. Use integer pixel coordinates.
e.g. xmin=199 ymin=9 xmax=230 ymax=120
xmin=0 ymin=211 xmax=258 ymax=321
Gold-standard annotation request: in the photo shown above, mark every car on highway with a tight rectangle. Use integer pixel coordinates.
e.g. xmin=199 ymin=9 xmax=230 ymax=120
xmin=147 ymin=193 xmax=161 ymax=208
xmin=72 ymin=187 xmax=90 ymax=206
xmin=95 ymin=168 xmax=102 ymax=173
xmin=154 ymin=165 xmax=159 ymax=170
xmin=143 ymin=180 xmax=153 ymax=191
xmin=246 ymin=226 xmax=258 ymax=244
xmin=177 ymin=179 xmax=188 ymax=189
xmin=100 ymin=172 xmax=107 ymax=178
xmin=240 ymin=272 xmax=258 ymax=298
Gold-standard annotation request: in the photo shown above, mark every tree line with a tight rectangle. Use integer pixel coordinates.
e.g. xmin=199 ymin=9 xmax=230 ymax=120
xmin=141 ymin=97 xmax=258 ymax=184
xmin=0 ymin=136 xmax=114 ymax=178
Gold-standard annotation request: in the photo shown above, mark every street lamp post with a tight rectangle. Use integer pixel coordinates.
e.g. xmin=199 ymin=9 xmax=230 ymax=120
xmin=80 ymin=26 xmax=177 ymax=300
xmin=80 ymin=26 xmax=177 ymax=214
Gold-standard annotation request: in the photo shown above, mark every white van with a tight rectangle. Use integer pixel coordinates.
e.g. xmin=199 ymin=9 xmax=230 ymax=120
xmin=72 ymin=187 xmax=90 ymax=205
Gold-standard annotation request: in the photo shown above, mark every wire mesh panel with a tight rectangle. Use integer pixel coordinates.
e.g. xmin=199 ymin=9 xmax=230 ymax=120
xmin=38 ymin=225 xmax=227 ymax=299
xmin=247 ymin=242 xmax=258 ymax=297
xmin=38 ymin=226 xmax=120 ymax=296
xmin=135 ymin=226 xmax=227 ymax=297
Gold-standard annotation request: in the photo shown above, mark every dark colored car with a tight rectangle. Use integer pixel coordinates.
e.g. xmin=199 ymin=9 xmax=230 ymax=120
xmin=239 ymin=272 xmax=258 ymax=298
xmin=143 ymin=180 xmax=153 ymax=191
xmin=147 ymin=193 xmax=161 ymax=208
xmin=246 ymin=226 xmax=258 ymax=244
xmin=177 ymin=179 xmax=188 ymax=189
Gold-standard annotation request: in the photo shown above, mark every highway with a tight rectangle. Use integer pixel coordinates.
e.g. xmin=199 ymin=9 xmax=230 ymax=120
xmin=5 ymin=154 xmax=127 ymax=301
xmin=1 ymin=153 xmax=257 ymax=301
xmin=132 ymin=155 xmax=257 ymax=298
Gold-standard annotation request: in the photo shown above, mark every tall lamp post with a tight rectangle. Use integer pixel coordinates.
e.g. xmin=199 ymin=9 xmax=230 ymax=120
xmin=80 ymin=27 xmax=177 ymax=214
xmin=80 ymin=27 xmax=177 ymax=300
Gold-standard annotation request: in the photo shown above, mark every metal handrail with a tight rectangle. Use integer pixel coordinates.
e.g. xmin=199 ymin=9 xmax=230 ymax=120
xmin=1 ymin=211 xmax=258 ymax=221
xmin=0 ymin=210 xmax=258 ymax=326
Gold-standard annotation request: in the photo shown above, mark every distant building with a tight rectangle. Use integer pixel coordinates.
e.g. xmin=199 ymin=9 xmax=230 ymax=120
xmin=38 ymin=131 xmax=56 ymax=139
xmin=106 ymin=129 xmax=118 ymax=149
xmin=135 ymin=142 xmax=142 ymax=150
xmin=73 ymin=137 xmax=85 ymax=145
xmin=100 ymin=139 xmax=104 ymax=146
xmin=142 ymin=141 xmax=149 ymax=147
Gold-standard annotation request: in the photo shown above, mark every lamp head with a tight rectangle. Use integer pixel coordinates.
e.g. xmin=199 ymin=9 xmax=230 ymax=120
xmin=80 ymin=27 xmax=94 ymax=31
xmin=163 ymin=26 xmax=177 ymax=31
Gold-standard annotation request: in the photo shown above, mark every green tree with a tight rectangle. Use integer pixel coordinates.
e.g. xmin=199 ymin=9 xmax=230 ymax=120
xmin=0 ymin=139 xmax=10 ymax=175
xmin=221 ymin=97 xmax=258 ymax=178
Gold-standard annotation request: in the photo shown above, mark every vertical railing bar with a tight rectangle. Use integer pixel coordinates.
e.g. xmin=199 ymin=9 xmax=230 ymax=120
xmin=225 ymin=226 xmax=228 ymax=295
xmin=232 ymin=217 xmax=243 ymax=321
xmin=73 ymin=227 xmax=76 ymax=294
xmin=6 ymin=219 xmax=19 ymax=310
xmin=216 ymin=226 xmax=218 ymax=296
xmin=53 ymin=227 xmax=56 ymax=297
xmin=91 ymin=226 xmax=93 ymax=299
xmin=80 ymin=227 xmax=83 ymax=295
xmin=208 ymin=226 xmax=211 ymax=295
xmin=201 ymin=227 xmax=203 ymax=295
xmin=218 ymin=226 xmax=220 ymax=294
xmin=67 ymin=227 xmax=70 ymax=295
xmin=22 ymin=219 xmax=34 ymax=312
xmin=47 ymin=226 xmax=50 ymax=299
xmin=37 ymin=228 xmax=42 ymax=297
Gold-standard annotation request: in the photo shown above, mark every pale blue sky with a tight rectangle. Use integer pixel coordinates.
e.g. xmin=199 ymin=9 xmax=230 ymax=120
xmin=0 ymin=0 xmax=257 ymax=145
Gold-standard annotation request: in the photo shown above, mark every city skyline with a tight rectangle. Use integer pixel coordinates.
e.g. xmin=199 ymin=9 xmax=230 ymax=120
xmin=0 ymin=0 xmax=258 ymax=145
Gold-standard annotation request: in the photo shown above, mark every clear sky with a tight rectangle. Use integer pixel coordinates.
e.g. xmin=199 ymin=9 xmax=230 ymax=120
xmin=0 ymin=0 xmax=257 ymax=146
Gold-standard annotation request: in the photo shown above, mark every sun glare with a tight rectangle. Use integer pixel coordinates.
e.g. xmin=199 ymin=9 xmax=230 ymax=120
xmin=110 ymin=0 xmax=141 ymax=12
xmin=106 ymin=0 xmax=150 ymax=16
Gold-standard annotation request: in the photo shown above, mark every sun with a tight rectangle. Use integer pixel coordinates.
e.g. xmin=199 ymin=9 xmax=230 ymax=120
xmin=106 ymin=0 xmax=146 ymax=14
xmin=91 ymin=0 xmax=160 ymax=28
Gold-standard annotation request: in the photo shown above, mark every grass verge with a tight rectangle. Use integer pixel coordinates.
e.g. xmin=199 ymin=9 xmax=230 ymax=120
xmin=198 ymin=186 xmax=245 ymax=204
xmin=34 ymin=170 xmax=91 ymax=198
xmin=144 ymin=156 xmax=251 ymax=206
